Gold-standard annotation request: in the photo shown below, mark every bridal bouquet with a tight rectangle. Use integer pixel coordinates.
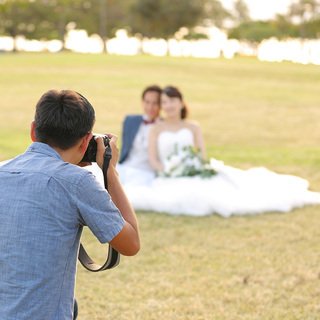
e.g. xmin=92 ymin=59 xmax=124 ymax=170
xmin=161 ymin=145 xmax=219 ymax=178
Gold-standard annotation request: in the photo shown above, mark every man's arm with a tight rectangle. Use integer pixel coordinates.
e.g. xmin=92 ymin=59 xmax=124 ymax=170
xmin=95 ymin=135 xmax=140 ymax=256
xmin=107 ymin=168 xmax=140 ymax=256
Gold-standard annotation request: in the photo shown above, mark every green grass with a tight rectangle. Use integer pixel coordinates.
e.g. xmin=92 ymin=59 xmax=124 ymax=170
xmin=1 ymin=52 xmax=320 ymax=319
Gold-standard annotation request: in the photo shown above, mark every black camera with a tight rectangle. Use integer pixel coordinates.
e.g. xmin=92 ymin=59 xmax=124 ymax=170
xmin=81 ymin=134 xmax=109 ymax=162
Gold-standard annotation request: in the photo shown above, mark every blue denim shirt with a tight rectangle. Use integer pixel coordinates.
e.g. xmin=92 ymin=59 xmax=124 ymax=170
xmin=0 ymin=142 xmax=125 ymax=319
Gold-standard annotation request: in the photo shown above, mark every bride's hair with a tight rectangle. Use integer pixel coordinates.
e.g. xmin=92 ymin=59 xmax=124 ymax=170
xmin=163 ymin=86 xmax=188 ymax=119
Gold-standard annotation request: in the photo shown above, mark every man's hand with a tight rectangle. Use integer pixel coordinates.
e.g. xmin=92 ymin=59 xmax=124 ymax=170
xmin=95 ymin=133 xmax=119 ymax=170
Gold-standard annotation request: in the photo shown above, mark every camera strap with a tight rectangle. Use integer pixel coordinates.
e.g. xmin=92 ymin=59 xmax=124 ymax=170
xmin=78 ymin=143 xmax=121 ymax=272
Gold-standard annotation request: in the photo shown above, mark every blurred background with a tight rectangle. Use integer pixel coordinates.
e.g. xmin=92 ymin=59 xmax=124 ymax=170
xmin=0 ymin=0 xmax=320 ymax=64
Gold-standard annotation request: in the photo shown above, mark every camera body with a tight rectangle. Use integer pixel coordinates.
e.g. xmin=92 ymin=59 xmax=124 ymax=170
xmin=81 ymin=134 xmax=109 ymax=162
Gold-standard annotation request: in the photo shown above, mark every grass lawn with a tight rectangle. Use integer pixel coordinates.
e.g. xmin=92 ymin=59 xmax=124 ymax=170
xmin=1 ymin=52 xmax=320 ymax=319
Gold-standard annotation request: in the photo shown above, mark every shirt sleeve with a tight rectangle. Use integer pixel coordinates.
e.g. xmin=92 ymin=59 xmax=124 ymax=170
xmin=74 ymin=171 xmax=125 ymax=244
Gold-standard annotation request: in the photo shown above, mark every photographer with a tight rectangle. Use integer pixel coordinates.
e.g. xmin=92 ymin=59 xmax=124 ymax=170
xmin=0 ymin=90 xmax=140 ymax=319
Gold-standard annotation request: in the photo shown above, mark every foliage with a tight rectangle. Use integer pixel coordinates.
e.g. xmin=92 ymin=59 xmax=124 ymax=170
xmin=0 ymin=0 xmax=136 ymax=41
xmin=160 ymin=145 xmax=218 ymax=178
xmin=304 ymin=17 xmax=320 ymax=38
xmin=182 ymin=30 xmax=209 ymax=40
xmin=130 ymin=0 xmax=206 ymax=39
xmin=0 ymin=0 xmax=233 ymax=41
xmin=1 ymin=0 xmax=320 ymax=43
xmin=0 ymin=0 xmax=36 ymax=38
xmin=71 ymin=0 xmax=136 ymax=39
xmin=0 ymin=0 xmax=75 ymax=42
xmin=233 ymin=0 xmax=250 ymax=23
xmin=287 ymin=0 xmax=320 ymax=38
xmin=228 ymin=0 xmax=320 ymax=41
xmin=272 ymin=14 xmax=301 ymax=38
xmin=288 ymin=0 xmax=320 ymax=21
xmin=203 ymin=0 xmax=232 ymax=28
xmin=229 ymin=19 xmax=301 ymax=42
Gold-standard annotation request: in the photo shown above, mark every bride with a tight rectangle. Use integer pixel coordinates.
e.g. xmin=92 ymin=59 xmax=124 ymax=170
xmin=120 ymin=85 xmax=320 ymax=217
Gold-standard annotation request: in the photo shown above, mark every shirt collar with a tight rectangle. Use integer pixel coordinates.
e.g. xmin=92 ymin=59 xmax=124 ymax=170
xmin=27 ymin=142 xmax=63 ymax=161
xmin=142 ymin=115 xmax=152 ymax=122
xmin=142 ymin=115 xmax=160 ymax=123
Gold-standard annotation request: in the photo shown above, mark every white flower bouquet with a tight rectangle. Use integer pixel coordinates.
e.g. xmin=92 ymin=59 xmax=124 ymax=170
xmin=161 ymin=145 xmax=218 ymax=178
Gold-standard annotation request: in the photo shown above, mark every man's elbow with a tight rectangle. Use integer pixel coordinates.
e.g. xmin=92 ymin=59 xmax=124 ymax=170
xmin=110 ymin=234 xmax=140 ymax=256
xmin=123 ymin=240 xmax=140 ymax=256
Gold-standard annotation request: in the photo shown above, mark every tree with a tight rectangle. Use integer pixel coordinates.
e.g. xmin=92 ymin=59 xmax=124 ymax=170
xmin=228 ymin=20 xmax=283 ymax=42
xmin=71 ymin=0 xmax=135 ymax=38
xmin=203 ymin=0 xmax=231 ymax=29
xmin=287 ymin=0 xmax=320 ymax=37
xmin=288 ymin=0 xmax=320 ymax=21
xmin=0 ymin=0 xmax=136 ymax=50
xmin=130 ymin=0 xmax=206 ymax=39
xmin=0 ymin=0 xmax=74 ymax=42
xmin=304 ymin=17 xmax=320 ymax=38
xmin=273 ymin=14 xmax=300 ymax=38
xmin=233 ymin=0 xmax=250 ymax=24
xmin=0 ymin=0 xmax=33 ymax=39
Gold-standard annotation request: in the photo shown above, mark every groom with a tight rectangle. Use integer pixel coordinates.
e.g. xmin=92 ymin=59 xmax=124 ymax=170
xmin=118 ymin=85 xmax=162 ymax=185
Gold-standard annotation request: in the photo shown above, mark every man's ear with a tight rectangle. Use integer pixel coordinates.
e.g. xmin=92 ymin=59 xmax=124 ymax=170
xmin=30 ymin=121 xmax=36 ymax=142
xmin=79 ymin=132 xmax=93 ymax=154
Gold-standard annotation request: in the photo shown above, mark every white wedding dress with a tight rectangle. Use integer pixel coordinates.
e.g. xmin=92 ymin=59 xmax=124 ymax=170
xmin=87 ymin=128 xmax=320 ymax=217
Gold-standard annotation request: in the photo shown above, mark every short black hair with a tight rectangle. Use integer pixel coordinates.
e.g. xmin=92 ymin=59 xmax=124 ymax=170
xmin=34 ymin=90 xmax=95 ymax=150
xmin=141 ymin=85 xmax=162 ymax=101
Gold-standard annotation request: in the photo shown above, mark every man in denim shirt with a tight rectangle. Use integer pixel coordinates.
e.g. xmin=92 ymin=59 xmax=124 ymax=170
xmin=0 ymin=90 xmax=140 ymax=319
